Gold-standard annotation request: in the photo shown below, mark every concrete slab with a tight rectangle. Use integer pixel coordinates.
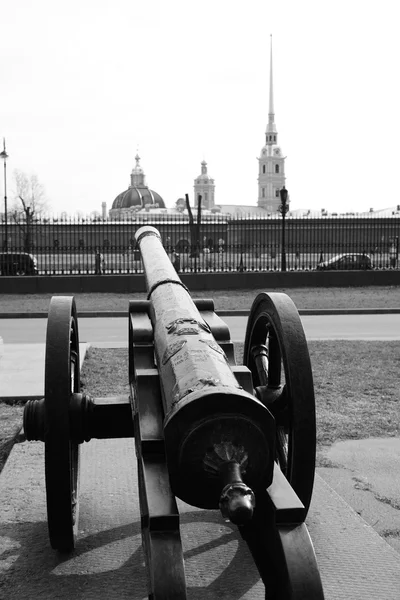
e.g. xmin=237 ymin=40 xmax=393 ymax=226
xmin=0 ymin=343 xmax=89 ymax=401
xmin=1 ymin=438 xmax=399 ymax=599
xmin=324 ymin=438 xmax=400 ymax=499
xmin=319 ymin=438 xmax=400 ymax=553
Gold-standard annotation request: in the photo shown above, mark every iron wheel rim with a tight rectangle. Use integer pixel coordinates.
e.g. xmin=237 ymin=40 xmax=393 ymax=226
xmin=44 ymin=296 xmax=80 ymax=551
xmin=243 ymin=292 xmax=316 ymax=515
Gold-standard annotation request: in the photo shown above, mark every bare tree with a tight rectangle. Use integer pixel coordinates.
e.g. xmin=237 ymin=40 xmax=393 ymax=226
xmin=185 ymin=193 xmax=202 ymax=259
xmin=11 ymin=170 xmax=49 ymax=251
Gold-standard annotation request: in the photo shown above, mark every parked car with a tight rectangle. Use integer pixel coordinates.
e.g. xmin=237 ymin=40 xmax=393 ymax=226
xmin=0 ymin=252 xmax=38 ymax=275
xmin=316 ymin=253 xmax=373 ymax=271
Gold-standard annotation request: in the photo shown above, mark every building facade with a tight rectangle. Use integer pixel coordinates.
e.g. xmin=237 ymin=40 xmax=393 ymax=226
xmin=258 ymin=37 xmax=286 ymax=212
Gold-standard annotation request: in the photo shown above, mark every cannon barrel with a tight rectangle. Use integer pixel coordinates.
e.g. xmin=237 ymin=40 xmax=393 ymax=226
xmin=134 ymin=226 xmax=275 ymax=523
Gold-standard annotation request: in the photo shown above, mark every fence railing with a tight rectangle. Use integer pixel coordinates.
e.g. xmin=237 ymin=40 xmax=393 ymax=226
xmin=0 ymin=214 xmax=399 ymax=274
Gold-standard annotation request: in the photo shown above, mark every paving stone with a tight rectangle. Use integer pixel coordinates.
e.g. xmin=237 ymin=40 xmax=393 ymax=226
xmin=1 ymin=438 xmax=400 ymax=598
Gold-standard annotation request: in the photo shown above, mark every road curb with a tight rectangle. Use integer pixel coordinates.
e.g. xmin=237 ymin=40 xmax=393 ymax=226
xmin=0 ymin=343 xmax=91 ymax=405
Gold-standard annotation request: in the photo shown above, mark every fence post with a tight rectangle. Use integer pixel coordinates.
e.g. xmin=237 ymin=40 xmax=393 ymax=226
xmin=279 ymin=187 xmax=289 ymax=272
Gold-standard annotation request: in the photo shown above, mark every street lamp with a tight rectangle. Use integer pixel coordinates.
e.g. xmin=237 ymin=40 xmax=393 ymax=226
xmin=0 ymin=139 xmax=8 ymax=251
xmin=279 ymin=186 xmax=289 ymax=272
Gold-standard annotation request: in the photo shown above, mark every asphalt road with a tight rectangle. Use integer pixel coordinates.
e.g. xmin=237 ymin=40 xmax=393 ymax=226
xmin=1 ymin=314 xmax=400 ymax=344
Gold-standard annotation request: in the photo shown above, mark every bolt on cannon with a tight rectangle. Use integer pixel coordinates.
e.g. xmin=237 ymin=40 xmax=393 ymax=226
xmin=23 ymin=225 xmax=324 ymax=599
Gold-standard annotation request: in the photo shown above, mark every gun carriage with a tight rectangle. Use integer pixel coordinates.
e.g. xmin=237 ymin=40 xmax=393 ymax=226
xmin=23 ymin=225 xmax=324 ymax=599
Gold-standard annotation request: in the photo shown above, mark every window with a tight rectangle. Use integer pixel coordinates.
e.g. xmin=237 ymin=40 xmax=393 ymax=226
xmin=275 ymin=189 xmax=280 ymax=197
xmin=78 ymin=239 xmax=85 ymax=248
xmin=262 ymin=188 xmax=265 ymax=198
xmin=103 ymin=239 xmax=110 ymax=247
xmin=262 ymin=165 xmax=266 ymax=174
xmin=53 ymin=239 xmax=59 ymax=248
xmin=275 ymin=164 xmax=279 ymax=174
xmin=274 ymin=135 xmax=276 ymax=141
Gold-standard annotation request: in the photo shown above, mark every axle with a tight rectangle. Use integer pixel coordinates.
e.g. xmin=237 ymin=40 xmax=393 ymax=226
xmin=24 ymin=394 xmax=134 ymax=443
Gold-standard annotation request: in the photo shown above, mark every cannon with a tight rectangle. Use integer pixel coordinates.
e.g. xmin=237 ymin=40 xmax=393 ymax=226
xmin=23 ymin=225 xmax=324 ymax=599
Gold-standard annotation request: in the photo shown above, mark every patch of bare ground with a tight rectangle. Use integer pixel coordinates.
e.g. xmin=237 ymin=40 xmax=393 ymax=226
xmin=0 ymin=404 xmax=24 ymax=472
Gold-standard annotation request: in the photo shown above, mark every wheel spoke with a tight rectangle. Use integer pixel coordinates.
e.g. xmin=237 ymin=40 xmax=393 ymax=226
xmin=275 ymin=427 xmax=289 ymax=475
xmin=267 ymin=330 xmax=282 ymax=389
xmin=252 ymin=344 xmax=269 ymax=387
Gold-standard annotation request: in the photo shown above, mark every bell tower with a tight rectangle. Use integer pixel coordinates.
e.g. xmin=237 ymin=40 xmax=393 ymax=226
xmin=194 ymin=160 xmax=215 ymax=209
xmin=258 ymin=36 xmax=287 ymax=212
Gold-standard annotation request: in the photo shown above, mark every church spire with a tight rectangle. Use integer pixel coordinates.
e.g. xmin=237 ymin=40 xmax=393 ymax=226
xmin=257 ymin=35 xmax=285 ymax=211
xmin=266 ymin=35 xmax=277 ymax=144
xmin=269 ymin=35 xmax=274 ymax=117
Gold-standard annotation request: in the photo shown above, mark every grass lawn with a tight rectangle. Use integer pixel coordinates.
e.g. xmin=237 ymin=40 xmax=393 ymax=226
xmin=2 ymin=339 xmax=399 ymax=474
xmin=78 ymin=340 xmax=400 ymax=466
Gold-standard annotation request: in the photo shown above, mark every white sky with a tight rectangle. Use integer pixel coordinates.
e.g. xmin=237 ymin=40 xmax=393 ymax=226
xmin=1 ymin=0 xmax=400 ymax=216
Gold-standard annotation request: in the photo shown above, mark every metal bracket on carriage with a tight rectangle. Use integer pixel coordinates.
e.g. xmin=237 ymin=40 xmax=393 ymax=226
xmin=255 ymin=384 xmax=286 ymax=407
xmin=253 ymin=382 xmax=289 ymax=423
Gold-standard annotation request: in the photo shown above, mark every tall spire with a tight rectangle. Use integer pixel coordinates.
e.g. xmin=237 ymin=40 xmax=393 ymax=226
xmin=266 ymin=35 xmax=277 ymax=143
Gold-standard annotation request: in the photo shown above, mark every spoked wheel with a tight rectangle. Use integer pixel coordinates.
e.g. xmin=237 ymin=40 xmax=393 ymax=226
xmin=243 ymin=292 xmax=316 ymax=516
xmin=44 ymin=296 xmax=80 ymax=551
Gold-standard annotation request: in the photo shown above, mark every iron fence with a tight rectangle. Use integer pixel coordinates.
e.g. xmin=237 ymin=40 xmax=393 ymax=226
xmin=0 ymin=213 xmax=399 ymax=275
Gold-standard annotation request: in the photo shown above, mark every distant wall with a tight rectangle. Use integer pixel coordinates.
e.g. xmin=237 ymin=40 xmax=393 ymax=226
xmin=1 ymin=216 xmax=399 ymax=252
xmin=1 ymin=270 xmax=399 ymax=294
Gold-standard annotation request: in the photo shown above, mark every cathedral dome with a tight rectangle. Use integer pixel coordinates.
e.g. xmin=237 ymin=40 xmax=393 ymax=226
xmin=111 ymin=154 xmax=165 ymax=211
xmin=112 ymin=187 xmax=165 ymax=209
